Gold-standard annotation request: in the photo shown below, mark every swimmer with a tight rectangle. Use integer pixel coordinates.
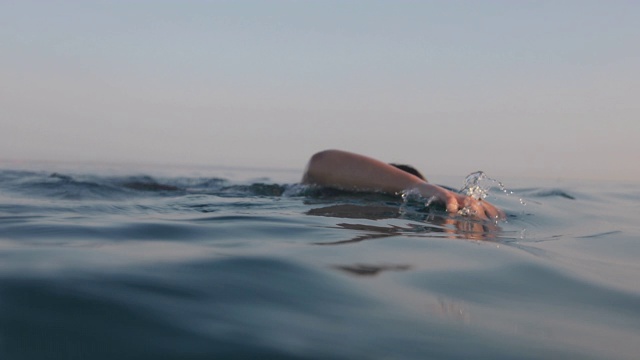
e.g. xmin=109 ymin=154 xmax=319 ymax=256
xmin=302 ymin=149 xmax=505 ymax=221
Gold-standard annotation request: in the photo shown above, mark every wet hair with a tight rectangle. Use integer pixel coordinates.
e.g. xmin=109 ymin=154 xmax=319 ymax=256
xmin=390 ymin=163 xmax=426 ymax=181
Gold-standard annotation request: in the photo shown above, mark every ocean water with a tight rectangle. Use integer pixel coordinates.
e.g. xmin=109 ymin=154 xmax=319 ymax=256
xmin=0 ymin=162 xmax=638 ymax=360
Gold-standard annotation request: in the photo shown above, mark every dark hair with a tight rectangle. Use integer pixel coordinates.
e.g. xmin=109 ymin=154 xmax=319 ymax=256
xmin=390 ymin=163 xmax=426 ymax=181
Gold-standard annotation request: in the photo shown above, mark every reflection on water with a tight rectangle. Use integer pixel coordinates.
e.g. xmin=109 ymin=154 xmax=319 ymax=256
xmin=307 ymin=204 xmax=401 ymax=220
xmin=333 ymin=263 xmax=412 ymax=276
xmin=307 ymin=204 xmax=501 ymax=244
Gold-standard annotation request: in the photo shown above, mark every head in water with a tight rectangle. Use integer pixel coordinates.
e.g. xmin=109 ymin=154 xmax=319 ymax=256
xmin=390 ymin=164 xmax=426 ymax=181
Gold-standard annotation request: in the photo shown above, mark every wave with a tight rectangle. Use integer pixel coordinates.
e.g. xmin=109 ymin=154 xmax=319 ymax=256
xmin=517 ymin=187 xmax=576 ymax=200
xmin=0 ymin=169 xmax=288 ymax=200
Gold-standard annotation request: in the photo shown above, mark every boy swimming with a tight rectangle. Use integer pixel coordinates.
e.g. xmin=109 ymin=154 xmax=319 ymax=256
xmin=302 ymin=150 xmax=504 ymax=221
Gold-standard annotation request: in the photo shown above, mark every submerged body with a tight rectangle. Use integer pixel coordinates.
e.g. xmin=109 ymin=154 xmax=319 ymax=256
xmin=302 ymin=149 xmax=504 ymax=220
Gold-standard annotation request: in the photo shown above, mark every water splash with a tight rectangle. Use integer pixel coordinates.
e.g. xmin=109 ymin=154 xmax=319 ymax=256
xmin=459 ymin=171 xmax=526 ymax=206
xmin=401 ymin=188 xmax=439 ymax=209
xmin=459 ymin=171 xmax=491 ymax=200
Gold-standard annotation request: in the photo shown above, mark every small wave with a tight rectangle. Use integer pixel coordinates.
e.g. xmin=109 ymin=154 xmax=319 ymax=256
xmin=219 ymin=183 xmax=287 ymax=197
xmin=120 ymin=176 xmax=180 ymax=192
xmin=519 ymin=188 xmax=576 ymax=200
xmin=21 ymin=172 xmax=125 ymax=200
xmin=577 ymin=230 xmax=622 ymax=239
xmin=0 ymin=170 xmax=231 ymax=200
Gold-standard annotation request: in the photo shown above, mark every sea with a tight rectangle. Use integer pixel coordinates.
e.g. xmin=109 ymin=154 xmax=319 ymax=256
xmin=0 ymin=160 xmax=638 ymax=360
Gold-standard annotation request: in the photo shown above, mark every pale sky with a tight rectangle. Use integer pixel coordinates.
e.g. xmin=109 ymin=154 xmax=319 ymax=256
xmin=1 ymin=1 xmax=638 ymax=181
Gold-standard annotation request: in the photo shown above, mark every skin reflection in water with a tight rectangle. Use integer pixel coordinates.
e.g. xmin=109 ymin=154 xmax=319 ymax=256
xmin=308 ymin=204 xmax=479 ymax=327
xmin=307 ymin=204 xmax=501 ymax=246
xmin=307 ymin=204 xmax=501 ymax=278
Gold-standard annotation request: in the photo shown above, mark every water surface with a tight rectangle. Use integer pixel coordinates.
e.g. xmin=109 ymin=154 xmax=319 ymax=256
xmin=0 ymin=163 xmax=638 ymax=359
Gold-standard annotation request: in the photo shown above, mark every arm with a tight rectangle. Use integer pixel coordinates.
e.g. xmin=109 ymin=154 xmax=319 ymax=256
xmin=302 ymin=150 xmax=504 ymax=220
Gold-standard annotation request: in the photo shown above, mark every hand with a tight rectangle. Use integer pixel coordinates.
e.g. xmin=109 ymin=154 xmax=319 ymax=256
xmin=448 ymin=191 xmax=505 ymax=221
xmin=417 ymin=183 xmax=506 ymax=221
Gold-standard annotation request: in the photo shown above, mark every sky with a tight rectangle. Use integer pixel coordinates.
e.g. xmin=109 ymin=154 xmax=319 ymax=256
xmin=1 ymin=1 xmax=639 ymax=181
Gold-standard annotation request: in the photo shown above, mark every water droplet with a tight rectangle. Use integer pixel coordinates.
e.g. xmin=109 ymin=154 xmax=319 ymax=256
xmin=459 ymin=171 xmax=526 ymax=208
